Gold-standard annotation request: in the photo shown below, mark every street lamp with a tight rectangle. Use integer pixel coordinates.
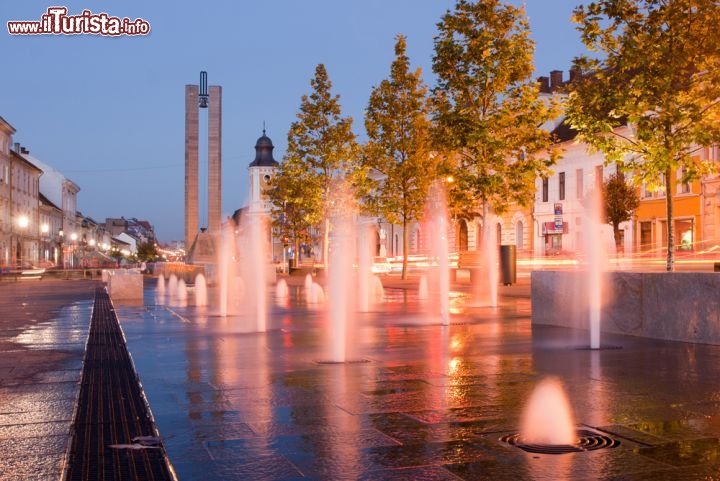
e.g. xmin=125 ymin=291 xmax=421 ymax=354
xmin=58 ymin=229 xmax=64 ymax=268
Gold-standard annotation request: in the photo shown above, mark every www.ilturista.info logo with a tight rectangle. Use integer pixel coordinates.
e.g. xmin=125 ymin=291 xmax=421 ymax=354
xmin=7 ymin=7 xmax=150 ymax=36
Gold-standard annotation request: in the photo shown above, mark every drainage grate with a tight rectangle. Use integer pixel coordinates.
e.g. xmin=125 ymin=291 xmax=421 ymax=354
xmin=501 ymin=429 xmax=620 ymax=454
xmin=63 ymin=287 xmax=175 ymax=481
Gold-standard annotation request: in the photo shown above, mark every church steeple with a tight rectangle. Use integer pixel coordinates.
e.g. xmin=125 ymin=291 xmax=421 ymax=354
xmin=249 ymin=128 xmax=279 ymax=167
xmin=248 ymin=128 xmax=279 ymax=213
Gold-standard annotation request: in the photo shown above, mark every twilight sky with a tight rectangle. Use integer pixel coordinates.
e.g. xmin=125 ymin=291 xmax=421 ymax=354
xmin=3 ymin=1 xmax=588 ymax=243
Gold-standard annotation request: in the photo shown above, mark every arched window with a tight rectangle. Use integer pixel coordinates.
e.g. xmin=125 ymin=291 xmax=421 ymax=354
xmin=459 ymin=220 xmax=468 ymax=251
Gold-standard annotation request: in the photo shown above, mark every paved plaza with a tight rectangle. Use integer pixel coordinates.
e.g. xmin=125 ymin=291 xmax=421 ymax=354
xmin=119 ymin=276 xmax=720 ymax=480
xmin=0 ymin=279 xmax=98 ymax=481
xmin=4 ymin=276 xmax=720 ymax=480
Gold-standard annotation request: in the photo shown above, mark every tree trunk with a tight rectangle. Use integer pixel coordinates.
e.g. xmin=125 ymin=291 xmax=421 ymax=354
xmin=323 ymin=217 xmax=330 ymax=271
xmin=613 ymin=222 xmax=622 ymax=252
xmin=664 ymin=167 xmax=674 ymax=272
xmin=402 ymin=218 xmax=409 ymax=280
xmin=481 ymin=199 xmax=489 ymax=249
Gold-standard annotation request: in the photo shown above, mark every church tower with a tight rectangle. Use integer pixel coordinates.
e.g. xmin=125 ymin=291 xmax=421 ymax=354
xmin=248 ymin=129 xmax=279 ymax=213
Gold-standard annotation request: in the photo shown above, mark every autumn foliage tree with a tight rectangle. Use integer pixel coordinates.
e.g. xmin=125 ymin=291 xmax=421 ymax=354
xmin=363 ymin=35 xmax=437 ymax=279
xmin=267 ymin=64 xmax=359 ymax=264
xmin=566 ymin=0 xmax=720 ymax=271
xmin=432 ymin=0 xmax=559 ymax=230
xmin=602 ymin=172 xmax=640 ymax=252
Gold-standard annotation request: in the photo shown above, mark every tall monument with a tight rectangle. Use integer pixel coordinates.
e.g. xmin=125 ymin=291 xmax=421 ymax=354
xmin=185 ymin=71 xmax=222 ymax=251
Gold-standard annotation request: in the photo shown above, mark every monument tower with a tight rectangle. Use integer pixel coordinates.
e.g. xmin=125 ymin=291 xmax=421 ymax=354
xmin=185 ymin=71 xmax=222 ymax=251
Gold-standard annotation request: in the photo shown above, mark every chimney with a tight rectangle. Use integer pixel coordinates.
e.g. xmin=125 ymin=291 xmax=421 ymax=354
xmin=537 ymin=76 xmax=550 ymax=94
xmin=569 ymin=68 xmax=580 ymax=84
xmin=550 ymin=70 xmax=564 ymax=91
xmin=13 ymin=142 xmax=20 ymax=153
xmin=20 ymin=147 xmax=29 ymax=154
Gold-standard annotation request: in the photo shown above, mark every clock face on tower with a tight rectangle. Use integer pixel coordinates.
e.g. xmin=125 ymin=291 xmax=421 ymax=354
xmin=262 ymin=174 xmax=271 ymax=188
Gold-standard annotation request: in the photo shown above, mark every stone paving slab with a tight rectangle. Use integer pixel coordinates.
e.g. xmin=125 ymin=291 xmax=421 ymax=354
xmin=0 ymin=279 xmax=98 ymax=481
xmin=113 ymin=279 xmax=720 ymax=480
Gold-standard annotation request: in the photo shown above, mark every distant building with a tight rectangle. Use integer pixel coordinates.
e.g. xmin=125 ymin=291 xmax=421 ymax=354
xmin=7 ymin=149 xmax=42 ymax=267
xmin=0 ymin=116 xmax=15 ymax=267
xmin=38 ymin=193 xmax=63 ymax=266
xmin=17 ymin=143 xmax=80 ymax=267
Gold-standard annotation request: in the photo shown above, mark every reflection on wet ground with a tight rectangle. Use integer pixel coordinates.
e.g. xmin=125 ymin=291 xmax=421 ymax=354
xmin=117 ymin=283 xmax=720 ymax=480
xmin=0 ymin=301 xmax=92 ymax=481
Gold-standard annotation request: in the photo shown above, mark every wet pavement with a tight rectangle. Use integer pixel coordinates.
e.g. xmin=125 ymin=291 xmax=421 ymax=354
xmin=113 ymin=277 xmax=720 ymax=480
xmin=0 ymin=279 xmax=98 ymax=481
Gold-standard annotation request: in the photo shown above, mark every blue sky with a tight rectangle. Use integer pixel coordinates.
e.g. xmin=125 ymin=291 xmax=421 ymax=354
xmin=2 ymin=1 xmax=588 ymax=242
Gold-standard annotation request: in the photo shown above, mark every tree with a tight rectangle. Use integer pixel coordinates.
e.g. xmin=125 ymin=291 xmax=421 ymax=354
xmin=432 ymin=0 xmax=559 ymax=232
xmin=267 ymin=158 xmax=323 ymax=265
xmin=136 ymin=240 xmax=159 ymax=262
xmin=566 ymin=0 xmax=720 ymax=271
xmin=267 ymin=64 xmax=359 ymax=264
xmin=363 ymin=35 xmax=437 ymax=279
xmin=602 ymin=172 xmax=640 ymax=252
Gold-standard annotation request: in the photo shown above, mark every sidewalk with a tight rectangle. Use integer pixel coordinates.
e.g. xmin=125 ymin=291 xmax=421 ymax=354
xmin=0 ymin=279 xmax=98 ymax=481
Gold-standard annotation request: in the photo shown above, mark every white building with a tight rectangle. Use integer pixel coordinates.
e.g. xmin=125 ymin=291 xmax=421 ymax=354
xmin=533 ymin=121 xmax=634 ymax=256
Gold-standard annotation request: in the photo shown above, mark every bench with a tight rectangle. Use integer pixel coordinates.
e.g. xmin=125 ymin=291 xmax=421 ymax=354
xmin=454 ymin=251 xmax=484 ymax=282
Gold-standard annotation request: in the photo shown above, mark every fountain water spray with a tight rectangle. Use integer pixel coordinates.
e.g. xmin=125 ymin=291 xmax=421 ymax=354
xmin=327 ymin=197 xmax=356 ymax=362
xmin=520 ymin=377 xmax=576 ymax=445
xmin=217 ymin=223 xmax=236 ymax=317
xmin=157 ymin=273 xmax=166 ymax=296
xmin=246 ymin=211 xmax=268 ymax=332
xmin=167 ymin=274 xmax=178 ymax=300
xmin=357 ymin=222 xmax=373 ymax=313
xmin=194 ymin=273 xmax=208 ymax=307
xmin=585 ymin=187 xmax=607 ymax=349
xmin=424 ymin=181 xmax=450 ymax=324
xmin=176 ymin=278 xmax=188 ymax=307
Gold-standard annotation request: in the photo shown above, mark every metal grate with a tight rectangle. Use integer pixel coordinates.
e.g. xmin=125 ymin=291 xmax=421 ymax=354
xmin=501 ymin=429 xmax=620 ymax=454
xmin=63 ymin=287 xmax=176 ymax=481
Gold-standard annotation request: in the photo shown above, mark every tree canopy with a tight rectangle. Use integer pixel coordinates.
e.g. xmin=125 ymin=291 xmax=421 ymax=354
xmin=566 ymin=0 xmax=720 ymax=270
xmin=432 ymin=0 xmax=559 ymax=224
xmin=363 ymin=35 xmax=437 ymax=278
xmin=602 ymin=172 xmax=640 ymax=250
xmin=267 ymin=64 xmax=359 ymax=262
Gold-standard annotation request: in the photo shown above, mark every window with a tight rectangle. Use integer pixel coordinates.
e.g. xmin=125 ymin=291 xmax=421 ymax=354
xmin=559 ymin=172 xmax=565 ymax=201
xmin=656 ymin=173 xmax=667 ymax=197
xmin=496 ymin=223 xmax=502 ymax=245
xmin=576 ymin=168 xmax=583 ymax=199
xmin=676 ymin=218 xmax=694 ymax=250
xmin=677 ymin=167 xmax=690 ymax=194
xmin=641 ymin=183 xmax=653 ymax=199
xmin=640 ymin=221 xmax=652 ymax=250
xmin=515 ymin=221 xmax=524 ymax=250
xmin=595 ymin=165 xmax=603 ymax=191
xmin=542 ymin=177 xmax=548 ymax=202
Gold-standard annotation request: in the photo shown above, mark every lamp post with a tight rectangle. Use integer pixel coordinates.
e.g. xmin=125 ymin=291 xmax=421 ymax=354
xmin=58 ymin=229 xmax=64 ymax=268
